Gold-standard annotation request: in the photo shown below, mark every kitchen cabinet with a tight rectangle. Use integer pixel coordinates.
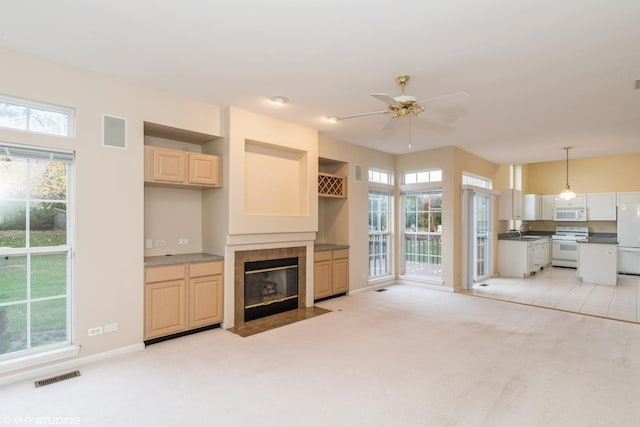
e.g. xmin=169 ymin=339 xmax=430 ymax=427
xmin=144 ymin=146 xmax=220 ymax=188
xmin=499 ymin=189 xmax=523 ymax=220
xmin=554 ymin=193 xmax=586 ymax=208
xmin=145 ymin=260 xmax=223 ymax=341
xmin=587 ymin=192 xmax=617 ymax=221
xmin=533 ymin=237 xmax=550 ymax=270
xmin=523 ymin=194 xmax=541 ymax=220
xmin=541 ymin=195 xmax=555 ymax=220
xmin=498 ymin=240 xmax=535 ymax=278
xmin=577 ymin=242 xmax=617 ymax=286
xmin=617 ymin=192 xmax=640 ymax=205
xmin=314 ymin=249 xmax=349 ymax=300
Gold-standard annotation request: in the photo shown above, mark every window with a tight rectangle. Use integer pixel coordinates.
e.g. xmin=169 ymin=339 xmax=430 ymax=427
xmin=402 ymin=190 xmax=443 ymax=281
xmin=462 ymin=172 xmax=492 ymax=189
xmin=368 ymin=167 xmax=393 ymax=185
xmin=402 ymin=169 xmax=442 ymax=185
xmin=0 ymin=143 xmax=73 ymax=361
xmin=0 ymin=95 xmax=74 ymax=137
xmin=368 ymin=189 xmax=392 ymax=279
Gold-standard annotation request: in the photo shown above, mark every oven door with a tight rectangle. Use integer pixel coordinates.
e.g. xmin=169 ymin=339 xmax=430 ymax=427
xmin=552 ymin=239 xmax=578 ymax=267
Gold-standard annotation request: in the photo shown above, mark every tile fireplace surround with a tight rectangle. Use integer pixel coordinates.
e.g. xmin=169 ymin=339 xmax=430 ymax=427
xmin=233 ymin=246 xmax=307 ymax=328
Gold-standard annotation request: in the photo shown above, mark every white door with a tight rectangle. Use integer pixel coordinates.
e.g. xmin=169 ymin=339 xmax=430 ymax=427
xmin=462 ymin=187 xmax=494 ymax=288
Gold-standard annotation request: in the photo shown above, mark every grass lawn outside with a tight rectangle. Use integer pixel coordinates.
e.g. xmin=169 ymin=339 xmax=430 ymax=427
xmin=0 ymin=230 xmax=68 ymax=355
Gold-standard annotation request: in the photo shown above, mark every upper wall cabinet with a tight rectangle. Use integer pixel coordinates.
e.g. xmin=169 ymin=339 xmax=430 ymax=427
xmin=587 ymin=192 xmax=617 ymax=221
xmin=144 ymin=146 xmax=221 ymax=189
xmin=617 ymin=192 xmax=640 ymax=205
xmin=318 ymin=172 xmax=347 ymax=198
xmin=499 ymin=189 xmax=523 ymax=220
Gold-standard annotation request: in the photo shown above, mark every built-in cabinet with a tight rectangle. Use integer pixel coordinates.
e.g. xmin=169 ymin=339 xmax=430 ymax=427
xmin=144 ymin=261 xmax=223 ymax=341
xmin=318 ymin=172 xmax=347 ymax=198
xmin=541 ymin=195 xmax=555 ymax=220
xmin=523 ymin=194 xmax=541 ymax=221
xmin=499 ymin=189 xmax=523 ymax=220
xmin=533 ymin=237 xmax=550 ymax=270
xmin=587 ymin=192 xmax=617 ymax=221
xmin=144 ymin=146 xmax=220 ymax=188
xmin=314 ymin=249 xmax=349 ymax=300
xmin=498 ymin=240 xmax=534 ymax=278
xmin=617 ymin=192 xmax=640 ymax=205
xmin=554 ymin=194 xmax=586 ymax=208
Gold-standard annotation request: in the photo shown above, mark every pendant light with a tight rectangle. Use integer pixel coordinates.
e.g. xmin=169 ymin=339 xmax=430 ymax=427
xmin=558 ymin=146 xmax=577 ymax=200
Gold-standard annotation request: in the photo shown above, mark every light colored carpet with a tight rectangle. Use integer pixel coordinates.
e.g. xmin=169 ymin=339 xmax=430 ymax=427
xmin=1 ymin=283 xmax=640 ymax=426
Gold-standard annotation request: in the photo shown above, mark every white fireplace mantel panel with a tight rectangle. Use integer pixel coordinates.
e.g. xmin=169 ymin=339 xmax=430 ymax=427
xmin=226 ymin=106 xmax=318 ymax=237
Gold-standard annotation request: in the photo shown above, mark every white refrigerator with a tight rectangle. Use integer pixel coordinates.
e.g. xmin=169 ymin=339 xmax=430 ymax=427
xmin=617 ymin=205 xmax=640 ymax=275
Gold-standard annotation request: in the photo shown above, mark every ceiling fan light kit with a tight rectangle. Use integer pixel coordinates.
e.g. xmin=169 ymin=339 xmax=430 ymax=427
xmin=330 ymin=74 xmax=468 ymax=125
xmin=269 ymin=96 xmax=289 ymax=105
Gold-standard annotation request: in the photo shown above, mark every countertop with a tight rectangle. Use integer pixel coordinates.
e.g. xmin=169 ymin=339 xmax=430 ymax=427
xmin=498 ymin=233 xmax=552 ymax=242
xmin=315 ymin=243 xmax=350 ymax=252
xmin=144 ymin=252 xmax=224 ymax=267
xmin=577 ymin=237 xmax=618 ymax=245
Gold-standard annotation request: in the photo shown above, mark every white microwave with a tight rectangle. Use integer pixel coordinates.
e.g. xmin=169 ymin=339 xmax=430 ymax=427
xmin=554 ymin=207 xmax=587 ymax=221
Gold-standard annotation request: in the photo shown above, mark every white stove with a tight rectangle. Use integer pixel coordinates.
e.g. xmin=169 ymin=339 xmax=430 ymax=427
xmin=551 ymin=226 xmax=589 ymax=267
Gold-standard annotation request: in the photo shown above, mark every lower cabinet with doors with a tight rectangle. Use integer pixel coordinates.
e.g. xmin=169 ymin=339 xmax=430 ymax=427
xmin=314 ymin=248 xmax=349 ymax=300
xmin=144 ymin=259 xmax=223 ymax=342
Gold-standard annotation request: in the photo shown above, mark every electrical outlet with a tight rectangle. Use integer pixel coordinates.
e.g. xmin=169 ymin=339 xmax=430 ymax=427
xmin=156 ymin=240 xmax=166 ymax=247
xmin=88 ymin=326 xmax=103 ymax=336
xmin=178 ymin=238 xmax=188 ymax=245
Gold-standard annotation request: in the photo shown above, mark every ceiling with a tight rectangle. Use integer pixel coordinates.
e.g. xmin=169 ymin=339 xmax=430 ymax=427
xmin=1 ymin=1 xmax=639 ymax=165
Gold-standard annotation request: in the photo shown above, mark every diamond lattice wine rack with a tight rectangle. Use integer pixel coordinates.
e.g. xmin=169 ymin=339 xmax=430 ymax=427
xmin=318 ymin=173 xmax=347 ymax=198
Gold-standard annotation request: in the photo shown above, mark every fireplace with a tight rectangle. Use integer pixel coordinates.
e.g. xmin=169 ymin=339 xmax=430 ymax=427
xmin=244 ymin=257 xmax=298 ymax=321
xmin=234 ymin=246 xmax=307 ymax=327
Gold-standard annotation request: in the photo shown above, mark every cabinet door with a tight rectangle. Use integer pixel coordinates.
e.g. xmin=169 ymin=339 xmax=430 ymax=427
xmin=499 ymin=189 xmax=522 ymax=220
xmin=541 ymin=195 xmax=555 ymax=220
xmin=332 ymin=257 xmax=349 ymax=294
xmin=189 ymin=274 xmax=223 ymax=328
xmin=144 ymin=279 xmax=187 ymax=339
xmin=188 ymin=153 xmax=219 ymax=186
xmin=523 ymin=194 xmax=540 ymax=220
xmin=618 ymin=192 xmax=640 ymax=205
xmin=153 ymin=148 xmax=186 ymax=183
xmin=587 ymin=192 xmax=616 ymax=220
xmin=314 ymin=261 xmax=332 ymax=299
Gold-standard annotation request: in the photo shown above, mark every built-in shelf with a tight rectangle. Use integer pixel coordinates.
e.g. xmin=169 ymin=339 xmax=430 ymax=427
xmin=318 ymin=172 xmax=347 ymax=198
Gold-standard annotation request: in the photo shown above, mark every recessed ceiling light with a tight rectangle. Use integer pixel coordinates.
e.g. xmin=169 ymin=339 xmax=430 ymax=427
xmin=269 ymin=96 xmax=289 ymax=105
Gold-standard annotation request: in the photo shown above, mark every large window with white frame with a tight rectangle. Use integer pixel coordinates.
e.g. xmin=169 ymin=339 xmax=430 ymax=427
xmin=368 ymin=188 xmax=392 ymax=279
xmin=0 ymin=143 xmax=74 ymax=361
xmin=368 ymin=167 xmax=393 ymax=185
xmin=401 ymin=189 xmax=443 ymax=281
xmin=402 ymin=169 xmax=442 ymax=185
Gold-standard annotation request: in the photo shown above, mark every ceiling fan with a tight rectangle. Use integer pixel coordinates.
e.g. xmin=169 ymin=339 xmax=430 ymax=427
xmin=329 ymin=75 xmax=469 ymax=128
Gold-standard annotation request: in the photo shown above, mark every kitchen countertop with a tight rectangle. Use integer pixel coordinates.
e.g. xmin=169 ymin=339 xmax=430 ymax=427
xmin=144 ymin=252 xmax=224 ymax=267
xmin=577 ymin=237 xmax=619 ymax=245
xmin=315 ymin=243 xmax=350 ymax=252
xmin=498 ymin=233 xmax=552 ymax=241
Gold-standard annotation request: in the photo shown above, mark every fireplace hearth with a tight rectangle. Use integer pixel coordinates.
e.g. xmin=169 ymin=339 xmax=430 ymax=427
xmin=244 ymin=257 xmax=298 ymax=321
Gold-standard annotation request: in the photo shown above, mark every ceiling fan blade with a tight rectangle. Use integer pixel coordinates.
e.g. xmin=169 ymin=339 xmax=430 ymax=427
xmin=419 ymin=110 xmax=457 ymax=125
xmin=381 ymin=116 xmax=397 ymax=132
xmin=417 ymin=91 xmax=470 ymax=106
xmin=336 ymin=110 xmax=387 ymax=120
xmin=371 ymin=93 xmax=398 ymax=106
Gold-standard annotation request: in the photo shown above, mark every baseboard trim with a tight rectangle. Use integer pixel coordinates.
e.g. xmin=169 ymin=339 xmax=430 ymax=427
xmin=0 ymin=343 xmax=145 ymax=387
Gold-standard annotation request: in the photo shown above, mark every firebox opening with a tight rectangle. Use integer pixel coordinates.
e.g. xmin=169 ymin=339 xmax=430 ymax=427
xmin=244 ymin=257 xmax=299 ymax=322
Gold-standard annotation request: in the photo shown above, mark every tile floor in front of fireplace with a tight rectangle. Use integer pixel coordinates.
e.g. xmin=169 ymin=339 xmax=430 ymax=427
xmin=228 ymin=306 xmax=331 ymax=337
xmin=464 ymin=266 xmax=640 ymax=323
